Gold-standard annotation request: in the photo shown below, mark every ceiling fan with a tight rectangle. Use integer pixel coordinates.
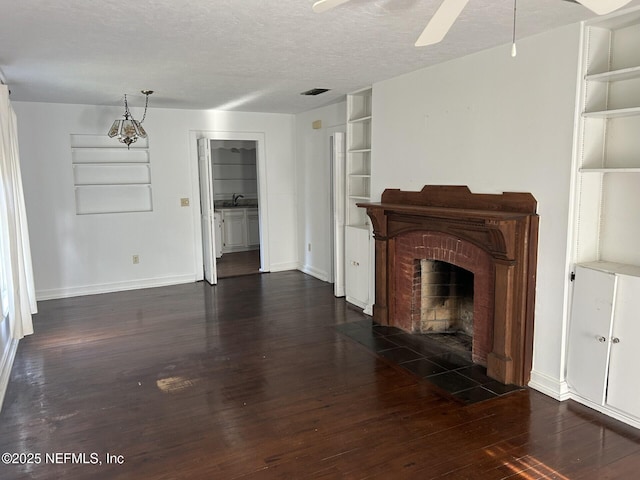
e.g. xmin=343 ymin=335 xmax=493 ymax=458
xmin=312 ymin=0 xmax=634 ymax=47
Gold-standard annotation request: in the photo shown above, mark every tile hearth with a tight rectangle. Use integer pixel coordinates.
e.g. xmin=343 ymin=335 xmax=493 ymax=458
xmin=336 ymin=319 xmax=523 ymax=405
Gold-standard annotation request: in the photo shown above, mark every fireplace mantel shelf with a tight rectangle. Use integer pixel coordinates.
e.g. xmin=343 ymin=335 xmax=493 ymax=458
xmin=359 ymin=202 xmax=533 ymax=221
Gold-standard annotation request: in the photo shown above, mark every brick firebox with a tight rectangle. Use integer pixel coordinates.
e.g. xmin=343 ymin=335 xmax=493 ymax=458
xmin=397 ymin=231 xmax=494 ymax=366
xmin=359 ymin=186 xmax=539 ymax=386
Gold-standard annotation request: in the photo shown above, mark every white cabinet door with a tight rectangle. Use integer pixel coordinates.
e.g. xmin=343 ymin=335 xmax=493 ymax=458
xmin=345 ymin=226 xmax=370 ymax=308
xmin=606 ymin=274 xmax=640 ymax=419
xmin=566 ymin=265 xmax=616 ymax=404
xmin=222 ymin=210 xmax=246 ymax=252
xmin=247 ymin=209 xmax=260 ymax=247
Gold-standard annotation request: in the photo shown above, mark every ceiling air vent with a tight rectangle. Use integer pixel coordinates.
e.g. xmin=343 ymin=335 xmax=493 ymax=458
xmin=301 ymin=88 xmax=330 ymax=96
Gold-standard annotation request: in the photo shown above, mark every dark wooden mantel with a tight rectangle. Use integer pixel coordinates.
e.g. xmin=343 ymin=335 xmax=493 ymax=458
xmin=358 ymin=186 xmax=539 ymax=386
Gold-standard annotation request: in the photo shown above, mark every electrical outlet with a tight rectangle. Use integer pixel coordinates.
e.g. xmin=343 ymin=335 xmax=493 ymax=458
xmin=132 ymin=255 xmax=140 ymax=264
xmin=180 ymin=198 xmax=190 ymax=207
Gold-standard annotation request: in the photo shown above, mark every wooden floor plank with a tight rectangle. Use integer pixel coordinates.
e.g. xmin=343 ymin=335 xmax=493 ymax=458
xmin=1 ymin=272 xmax=639 ymax=479
xmin=217 ymin=250 xmax=261 ymax=278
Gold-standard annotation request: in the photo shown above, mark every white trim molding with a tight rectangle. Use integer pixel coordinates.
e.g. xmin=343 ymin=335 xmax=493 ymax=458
xmin=528 ymin=369 xmax=571 ymax=401
xmin=36 ymin=274 xmax=196 ymax=301
xmin=0 ymin=338 xmax=18 ymax=412
xmin=269 ymin=262 xmax=299 ymax=273
xmin=569 ymin=392 xmax=640 ymax=431
xmin=299 ymin=265 xmax=330 ymax=283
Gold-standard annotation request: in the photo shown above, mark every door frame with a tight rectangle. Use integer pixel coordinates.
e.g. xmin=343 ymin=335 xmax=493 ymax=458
xmin=328 ymin=129 xmax=345 ymax=297
xmin=190 ymin=130 xmax=270 ymax=281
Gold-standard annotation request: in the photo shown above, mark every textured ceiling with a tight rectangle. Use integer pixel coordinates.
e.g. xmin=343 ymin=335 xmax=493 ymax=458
xmin=1 ymin=0 xmax=639 ymax=113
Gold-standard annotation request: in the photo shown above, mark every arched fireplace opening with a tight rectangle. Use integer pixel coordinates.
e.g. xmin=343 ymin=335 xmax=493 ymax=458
xmin=395 ymin=230 xmax=495 ymax=367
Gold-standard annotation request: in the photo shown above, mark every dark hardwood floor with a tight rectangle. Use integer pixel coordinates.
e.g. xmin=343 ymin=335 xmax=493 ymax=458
xmin=217 ymin=249 xmax=261 ymax=278
xmin=1 ymin=271 xmax=639 ymax=479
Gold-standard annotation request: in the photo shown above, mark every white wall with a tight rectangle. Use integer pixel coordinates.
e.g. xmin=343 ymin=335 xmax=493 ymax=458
xmin=295 ymin=102 xmax=346 ymax=282
xmin=13 ymin=102 xmax=297 ymax=299
xmin=371 ymin=24 xmax=582 ymax=396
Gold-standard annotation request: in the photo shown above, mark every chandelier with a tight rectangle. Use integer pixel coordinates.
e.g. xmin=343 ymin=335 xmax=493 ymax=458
xmin=107 ymin=90 xmax=153 ymax=148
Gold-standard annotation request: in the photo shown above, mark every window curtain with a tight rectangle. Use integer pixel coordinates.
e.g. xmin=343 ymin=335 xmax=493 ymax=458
xmin=0 ymin=84 xmax=37 ymax=339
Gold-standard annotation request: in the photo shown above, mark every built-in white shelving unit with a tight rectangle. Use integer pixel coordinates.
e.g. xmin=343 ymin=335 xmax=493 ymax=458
xmin=70 ymin=134 xmax=152 ymax=215
xmin=567 ymin=7 xmax=640 ymax=430
xmin=345 ymin=87 xmax=373 ymax=312
xmin=573 ymin=9 xmax=640 ymax=264
xmin=346 ymin=88 xmax=372 ymax=228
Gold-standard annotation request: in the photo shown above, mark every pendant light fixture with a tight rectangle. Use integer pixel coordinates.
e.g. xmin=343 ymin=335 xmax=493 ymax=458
xmin=107 ymin=90 xmax=153 ymax=148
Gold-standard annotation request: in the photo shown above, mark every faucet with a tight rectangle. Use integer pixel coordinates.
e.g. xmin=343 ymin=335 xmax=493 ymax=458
xmin=232 ymin=193 xmax=244 ymax=206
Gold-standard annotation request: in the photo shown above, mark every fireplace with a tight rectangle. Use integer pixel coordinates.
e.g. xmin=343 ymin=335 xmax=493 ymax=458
xmin=359 ymin=186 xmax=539 ymax=386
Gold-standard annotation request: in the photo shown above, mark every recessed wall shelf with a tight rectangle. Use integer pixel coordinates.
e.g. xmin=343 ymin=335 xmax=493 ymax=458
xmin=70 ymin=134 xmax=152 ymax=215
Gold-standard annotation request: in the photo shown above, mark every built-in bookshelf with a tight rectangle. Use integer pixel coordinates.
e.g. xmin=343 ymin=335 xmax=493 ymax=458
xmin=71 ymin=134 xmax=151 ymax=215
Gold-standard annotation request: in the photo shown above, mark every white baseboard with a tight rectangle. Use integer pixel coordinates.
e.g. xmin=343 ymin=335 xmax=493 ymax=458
xmin=346 ymin=296 xmax=368 ymax=311
xmin=0 ymin=338 xmax=18 ymax=412
xmin=269 ymin=261 xmax=299 ymax=273
xmin=299 ymin=265 xmax=330 ymax=282
xmin=528 ymin=369 xmax=571 ymax=401
xmin=36 ymin=274 xmax=197 ymax=301
xmin=569 ymin=393 xmax=640 ymax=430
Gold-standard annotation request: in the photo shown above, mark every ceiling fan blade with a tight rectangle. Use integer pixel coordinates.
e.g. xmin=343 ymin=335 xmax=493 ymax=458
xmin=574 ymin=0 xmax=632 ymax=15
xmin=415 ymin=0 xmax=470 ymax=47
xmin=312 ymin=0 xmax=352 ymax=13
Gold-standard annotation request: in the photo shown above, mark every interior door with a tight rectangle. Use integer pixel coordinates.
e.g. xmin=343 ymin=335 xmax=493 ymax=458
xmin=198 ymin=138 xmax=217 ymax=285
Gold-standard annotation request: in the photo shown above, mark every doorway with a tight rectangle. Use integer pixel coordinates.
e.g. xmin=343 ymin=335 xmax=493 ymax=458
xmin=197 ymin=133 xmax=269 ymax=284
xmin=212 ymin=139 xmax=260 ymax=278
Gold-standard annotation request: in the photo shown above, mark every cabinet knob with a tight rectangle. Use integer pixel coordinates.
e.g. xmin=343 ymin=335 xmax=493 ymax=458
xmin=612 ymin=337 xmax=620 ymax=344
xmin=596 ymin=336 xmax=606 ymax=343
